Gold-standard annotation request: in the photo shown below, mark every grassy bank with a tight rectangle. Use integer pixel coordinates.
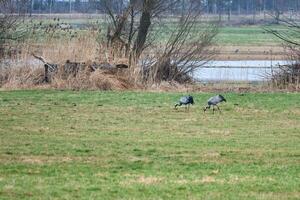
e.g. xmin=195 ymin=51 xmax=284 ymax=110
xmin=0 ymin=90 xmax=299 ymax=199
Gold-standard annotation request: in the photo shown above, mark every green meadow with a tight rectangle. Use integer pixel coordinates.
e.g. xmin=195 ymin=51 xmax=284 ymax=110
xmin=0 ymin=90 xmax=299 ymax=199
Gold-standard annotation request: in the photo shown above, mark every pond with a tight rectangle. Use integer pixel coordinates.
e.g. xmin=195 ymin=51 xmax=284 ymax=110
xmin=192 ymin=60 xmax=288 ymax=82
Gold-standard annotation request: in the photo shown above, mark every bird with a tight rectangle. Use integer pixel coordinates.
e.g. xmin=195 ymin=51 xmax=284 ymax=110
xmin=203 ymin=95 xmax=226 ymax=114
xmin=175 ymin=95 xmax=194 ymax=110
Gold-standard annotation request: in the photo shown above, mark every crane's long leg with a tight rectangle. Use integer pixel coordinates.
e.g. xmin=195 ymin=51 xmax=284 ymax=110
xmin=212 ymin=105 xmax=215 ymax=114
xmin=203 ymin=105 xmax=210 ymax=112
xmin=216 ymin=105 xmax=221 ymax=113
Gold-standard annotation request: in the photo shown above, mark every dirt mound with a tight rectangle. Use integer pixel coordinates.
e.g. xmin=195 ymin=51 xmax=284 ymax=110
xmin=50 ymin=68 xmax=134 ymax=91
xmin=0 ymin=65 xmax=134 ymax=91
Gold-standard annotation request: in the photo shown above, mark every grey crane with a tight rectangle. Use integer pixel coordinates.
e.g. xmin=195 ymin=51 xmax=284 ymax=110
xmin=203 ymin=94 xmax=226 ymax=113
xmin=175 ymin=95 xmax=194 ymax=109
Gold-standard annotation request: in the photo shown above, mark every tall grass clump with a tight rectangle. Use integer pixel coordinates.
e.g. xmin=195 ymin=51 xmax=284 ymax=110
xmin=0 ymin=22 xmax=133 ymax=90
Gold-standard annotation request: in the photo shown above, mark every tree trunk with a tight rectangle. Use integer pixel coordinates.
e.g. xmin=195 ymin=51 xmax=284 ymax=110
xmin=49 ymin=0 xmax=52 ymax=15
xmin=263 ymin=0 xmax=266 ymax=20
xmin=133 ymin=2 xmax=152 ymax=58
xmin=252 ymin=0 xmax=256 ymax=24
xmin=30 ymin=0 xmax=34 ymax=16
xmin=125 ymin=7 xmax=135 ymax=57
xmin=217 ymin=0 xmax=222 ymax=22
xmin=237 ymin=0 xmax=241 ymax=15
xmin=227 ymin=3 xmax=231 ymax=21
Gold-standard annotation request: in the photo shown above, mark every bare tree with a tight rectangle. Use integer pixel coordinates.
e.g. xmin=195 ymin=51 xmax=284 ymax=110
xmin=265 ymin=17 xmax=300 ymax=89
xmin=104 ymin=0 xmax=178 ymax=58
xmin=103 ymin=0 xmax=218 ymax=84
xmin=142 ymin=7 xmax=218 ymax=83
xmin=0 ymin=0 xmax=27 ymax=59
xmin=104 ymin=0 xmax=141 ymax=58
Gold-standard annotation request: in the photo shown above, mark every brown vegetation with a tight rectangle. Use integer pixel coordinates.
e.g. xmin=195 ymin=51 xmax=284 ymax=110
xmin=0 ymin=31 xmax=133 ymax=90
xmin=269 ymin=63 xmax=300 ymax=90
xmin=0 ymin=1 xmax=27 ymax=58
xmin=265 ymin=17 xmax=300 ymax=90
xmin=0 ymin=64 xmax=133 ymax=90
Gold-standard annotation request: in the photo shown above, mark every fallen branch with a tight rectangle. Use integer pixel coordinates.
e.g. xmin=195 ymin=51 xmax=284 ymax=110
xmin=32 ymin=53 xmax=58 ymax=82
xmin=32 ymin=53 xmax=128 ymax=83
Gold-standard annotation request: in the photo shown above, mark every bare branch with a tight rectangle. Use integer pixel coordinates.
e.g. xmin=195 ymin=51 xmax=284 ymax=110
xmin=142 ymin=4 xmax=218 ymax=83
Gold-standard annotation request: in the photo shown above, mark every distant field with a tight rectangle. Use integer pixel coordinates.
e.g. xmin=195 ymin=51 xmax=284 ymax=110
xmin=23 ymin=15 xmax=288 ymax=60
xmin=0 ymin=90 xmax=299 ymax=199
xmin=27 ymin=16 xmax=284 ymax=46
xmin=24 ymin=17 xmax=286 ymax=60
xmin=217 ymin=25 xmax=283 ymax=45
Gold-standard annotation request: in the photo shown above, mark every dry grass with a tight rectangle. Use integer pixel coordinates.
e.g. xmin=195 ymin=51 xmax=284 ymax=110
xmin=0 ymin=67 xmax=45 ymax=89
xmin=0 ymin=30 xmax=137 ymax=90
xmin=27 ymin=30 xmax=103 ymax=63
xmin=52 ymin=69 xmax=134 ymax=90
xmin=0 ymin=67 xmax=134 ymax=90
xmin=121 ymin=176 xmax=164 ymax=186
xmin=0 ymin=62 xmax=135 ymax=90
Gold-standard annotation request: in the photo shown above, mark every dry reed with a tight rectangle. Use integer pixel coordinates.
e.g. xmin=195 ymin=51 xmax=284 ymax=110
xmin=0 ymin=28 xmax=136 ymax=90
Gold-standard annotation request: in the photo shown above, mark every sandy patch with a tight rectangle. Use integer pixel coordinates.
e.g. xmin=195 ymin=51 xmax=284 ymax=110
xmin=137 ymin=176 xmax=163 ymax=185
xmin=203 ymin=151 xmax=221 ymax=158
xmin=175 ymin=176 xmax=224 ymax=185
xmin=199 ymin=176 xmax=217 ymax=183
xmin=208 ymin=129 xmax=231 ymax=136
xmin=21 ymin=157 xmax=45 ymax=164
xmin=121 ymin=175 xmax=164 ymax=186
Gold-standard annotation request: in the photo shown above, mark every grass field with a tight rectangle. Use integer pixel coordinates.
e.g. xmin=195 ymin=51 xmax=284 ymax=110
xmin=216 ymin=25 xmax=283 ymax=45
xmin=0 ymin=90 xmax=299 ymax=199
xmin=155 ymin=24 xmax=283 ymax=46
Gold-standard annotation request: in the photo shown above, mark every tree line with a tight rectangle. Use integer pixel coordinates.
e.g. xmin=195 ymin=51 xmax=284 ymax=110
xmin=6 ymin=0 xmax=300 ymax=16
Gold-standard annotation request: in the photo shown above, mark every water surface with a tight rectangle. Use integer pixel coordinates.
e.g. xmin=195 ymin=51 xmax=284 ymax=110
xmin=192 ymin=60 xmax=287 ymax=82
